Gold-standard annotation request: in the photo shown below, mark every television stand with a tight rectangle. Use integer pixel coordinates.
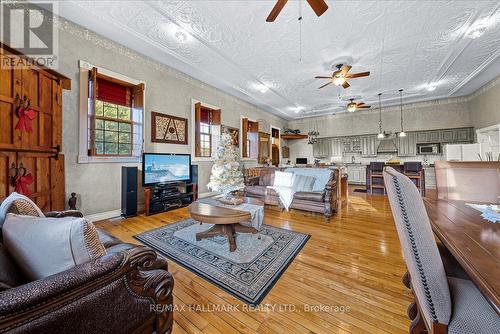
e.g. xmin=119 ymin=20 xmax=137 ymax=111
xmin=144 ymin=181 xmax=198 ymax=216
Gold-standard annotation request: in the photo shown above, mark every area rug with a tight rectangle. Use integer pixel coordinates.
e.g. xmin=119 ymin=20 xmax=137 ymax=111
xmin=134 ymin=219 xmax=310 ymax=305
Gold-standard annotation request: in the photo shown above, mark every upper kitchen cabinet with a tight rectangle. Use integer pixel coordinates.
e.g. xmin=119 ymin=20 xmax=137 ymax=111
xmin=331 ymin=138 xmax=342 ymax=157
xmin=397 ymin=132 xmax=417 ymax=156
xmin=313 ymin=138 xmax=331 ymax=158
xmin=361 ymin=135 xmax=377 ymax=157
xmin=415 ymin=127 xmax=474 ymax=144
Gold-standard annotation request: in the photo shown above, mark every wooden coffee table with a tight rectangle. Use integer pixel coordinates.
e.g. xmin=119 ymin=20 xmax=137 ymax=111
xmin=188 ymin=197 xmax=263 ymax=252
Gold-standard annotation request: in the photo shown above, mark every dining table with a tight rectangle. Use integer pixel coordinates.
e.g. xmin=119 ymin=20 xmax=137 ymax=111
xmin=423 ymin=198 xmax=500 ymax=315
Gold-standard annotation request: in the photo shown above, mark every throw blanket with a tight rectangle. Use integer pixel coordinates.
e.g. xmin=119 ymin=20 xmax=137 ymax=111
xmin=268 ymin=186 xmax=295 ymax=211
xmin=284 ymin=168 xmax=331 ymax=192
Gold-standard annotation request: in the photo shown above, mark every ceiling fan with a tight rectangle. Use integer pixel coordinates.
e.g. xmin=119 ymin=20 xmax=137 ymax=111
xmin=316 ymin=64 xmax=370 ymax=89
xmin=346 ymin=99 xmax=370 ymax=112
xmin=266 ymin=0 xmax=328 ymax=22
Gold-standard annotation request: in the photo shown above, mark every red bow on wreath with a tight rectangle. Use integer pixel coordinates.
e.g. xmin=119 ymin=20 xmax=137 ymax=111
xmin=15 ymin=173 xmax=33 ymax=197
xmin=15 ymin=96 xmax=37 ymax=133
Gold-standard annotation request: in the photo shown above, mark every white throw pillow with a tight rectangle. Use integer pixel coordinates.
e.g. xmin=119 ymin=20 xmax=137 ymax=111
xmin=273 ymin=171 xmax=295 ymax=187
xmin=2 ymin=214 xmax=106 ymax=280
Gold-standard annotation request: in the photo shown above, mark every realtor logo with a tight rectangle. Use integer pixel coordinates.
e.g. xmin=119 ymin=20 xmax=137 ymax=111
xmin=1 ymin=1 xmax=58 ymax=68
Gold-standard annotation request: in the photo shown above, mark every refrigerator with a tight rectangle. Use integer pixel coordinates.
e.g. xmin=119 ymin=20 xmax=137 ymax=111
xmin=443 ymin=143 xmax=482 ymax=161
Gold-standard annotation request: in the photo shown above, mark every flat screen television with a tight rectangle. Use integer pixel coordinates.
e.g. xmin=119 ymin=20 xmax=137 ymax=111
xmin=142 ymin=153 xmax=191 ymax=186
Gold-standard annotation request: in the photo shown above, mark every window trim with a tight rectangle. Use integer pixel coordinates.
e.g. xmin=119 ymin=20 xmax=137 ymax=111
xmin=240 ymin=115 xmax=259 ymax=161
xmin=190 ymin=99 xmax=221 ymax=162
xmin=78 ymin=60 xmax=145 ymax=164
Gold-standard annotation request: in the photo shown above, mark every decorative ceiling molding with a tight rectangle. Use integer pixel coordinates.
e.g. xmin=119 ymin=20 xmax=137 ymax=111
xmin=54 ymin=1 xmax=500 ymax=119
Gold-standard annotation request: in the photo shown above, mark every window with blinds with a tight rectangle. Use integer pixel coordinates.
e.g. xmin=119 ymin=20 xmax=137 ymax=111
xmin=194 ymin=102 xmax=221 ymax=158
xmin=88 ymin=68 xmax=144 ymax=157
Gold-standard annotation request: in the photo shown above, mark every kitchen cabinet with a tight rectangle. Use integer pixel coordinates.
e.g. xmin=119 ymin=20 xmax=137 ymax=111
xmin=342 ymin=136 xmax=362 ymax=153
xmin=313 ymin=138 xmax=331 ymax=158
xmin=454 ymin=128 xmax=474 ymax=142
xmin=397 ymin=132 xmax=417 ymax=156
xmin=416 ymin=127 xmax=474 ymax=144
xmin=346 ymin=165 xmax=366 ymax=184
xmin=424 ymin=167 xmax=436 ymax=189
xmin=331 ymin=138 xmax=342 ymax=157
xmin=361 ymin=135 xmax=377 ymax=157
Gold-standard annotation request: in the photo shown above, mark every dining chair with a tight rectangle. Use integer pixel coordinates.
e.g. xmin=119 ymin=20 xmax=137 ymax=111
xmin=383 ymin=167 xmax=500 ymax=334
xmin=404 ymin=161 xmax=423 ymax=194
xmin=369 ymin=162 xmax=385 ymax=194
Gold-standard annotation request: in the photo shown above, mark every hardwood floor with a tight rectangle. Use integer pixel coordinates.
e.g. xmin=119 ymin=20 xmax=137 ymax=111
xmin=96 ymin=191 xmax=413 ymax=334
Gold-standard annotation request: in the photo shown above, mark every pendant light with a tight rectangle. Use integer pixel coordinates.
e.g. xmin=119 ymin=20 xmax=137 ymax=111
xmin=377 ymin=93 xmax=385 ymax=139
xmin=398 ymin=89 xmax=406 ymax=137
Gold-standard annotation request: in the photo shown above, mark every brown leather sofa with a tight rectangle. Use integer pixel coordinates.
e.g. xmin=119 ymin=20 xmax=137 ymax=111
xmin=0 ymin=210 xmax=173 ymax=334
xmin=245 ymin=167 xmax=340 ymax=218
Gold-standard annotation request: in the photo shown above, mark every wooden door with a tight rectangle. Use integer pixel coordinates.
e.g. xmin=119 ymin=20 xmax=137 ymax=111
xmin=16 ymin=151 xmax=63 ymax=212
xmin=20 ymin=67 xmax=60 ymax=152
xmin=0 ymin=49 xmax=22 ymax=150
xmin=0 ymin=151 xmax=16 ymax=201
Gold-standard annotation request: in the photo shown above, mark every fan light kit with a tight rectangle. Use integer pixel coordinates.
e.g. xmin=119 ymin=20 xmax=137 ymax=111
xmin=346 ymin=99 xmax=370 ymax=113
xmin=315 ymin=64 xmax=370 ymax=90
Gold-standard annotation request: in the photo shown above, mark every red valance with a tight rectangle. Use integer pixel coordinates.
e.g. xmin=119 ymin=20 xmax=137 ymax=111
xmin=200 ymin=108 xmax=211 ymax=124
xmin=97 ymin=78 xmax=131 ymax=107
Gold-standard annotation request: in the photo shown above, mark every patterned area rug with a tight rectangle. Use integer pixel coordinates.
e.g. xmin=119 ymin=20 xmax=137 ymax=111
xmin=134 ymin=219 xmax=310 ymax=305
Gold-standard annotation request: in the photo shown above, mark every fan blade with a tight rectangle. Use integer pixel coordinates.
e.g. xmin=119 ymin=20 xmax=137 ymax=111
xmin=306 ymin=0 xmax=328 ymax=17
xmin=356 ymin=102 xmax=365 ymax=107
xmin=340 ymin=65 xmax=352 ymax=75
xmin=266 ymin=0 xmax=288 ymax=22
xmin=342 ymin=81 xmax=350 ymax=89
xmin=358 ymin=105 xmax=371 ymax=109
xmin=315 ymin=76 xmax=332 ymax=79
xmin=346 ymin=71 xmax=370 ymax=79
xmin=318 ymin=82 xmax=332 ymax=89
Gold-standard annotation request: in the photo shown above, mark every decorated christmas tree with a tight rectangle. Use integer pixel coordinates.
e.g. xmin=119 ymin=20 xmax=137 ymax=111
xmin=207 ymin=132 xmax=245 ymax=198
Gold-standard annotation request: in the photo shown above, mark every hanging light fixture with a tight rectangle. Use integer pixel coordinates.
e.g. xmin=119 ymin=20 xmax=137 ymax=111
xmin=377 ymin=93 xmax=385 ymax=139
xmin=398 ymin=89 xmax=406 ymax=137
xmin=347 ymin=99 xmax=357 ymax=112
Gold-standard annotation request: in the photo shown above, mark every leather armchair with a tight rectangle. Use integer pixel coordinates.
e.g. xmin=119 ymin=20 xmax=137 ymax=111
xmin=0 ymin=210 xmax=174 ymax=334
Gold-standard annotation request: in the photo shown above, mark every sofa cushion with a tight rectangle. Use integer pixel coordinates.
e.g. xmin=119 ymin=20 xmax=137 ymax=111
xmin=0 ymin=244 xmax=26 ymax=290
xmin=0 ymin=192 xmax=44 ymax=229
xmin=273 ymin=171 xmax=294 ymax=187
xmin=293 ymin=174 xmax=316 ymax=192
xmin=259 ymin=169 xmax=275 ymax=186
xmin=97 ymin=228 xmax=123 ymax=249
xmin=2 ymin=214 xmax=107 ymax=280
xmin=246 ymin=185 xmax=267 ymax=197
xmin=294 ymin=191 xmax=324 ymax=202
xmin=285 ymin=168 xmax=332 ymax=192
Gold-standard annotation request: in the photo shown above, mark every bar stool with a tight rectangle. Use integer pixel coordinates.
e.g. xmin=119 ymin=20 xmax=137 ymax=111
xmin=404 ymin=162 xmax=423 ymax=194
xmin=370 ymin=162 xmax=385 ymax=194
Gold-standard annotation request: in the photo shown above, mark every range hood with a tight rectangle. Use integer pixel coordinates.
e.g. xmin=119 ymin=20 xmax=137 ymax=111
xmin=377 ymin=133 xmax=398 ymax=153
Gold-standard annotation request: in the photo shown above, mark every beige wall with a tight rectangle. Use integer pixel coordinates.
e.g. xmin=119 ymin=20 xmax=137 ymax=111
xmin=53 ymin=20 xmax=285 ymax=216
xmin=468 ymin=76 xmax=500 ymax=130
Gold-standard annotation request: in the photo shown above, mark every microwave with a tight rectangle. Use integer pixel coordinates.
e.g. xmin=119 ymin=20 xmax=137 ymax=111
xmin=418 ymin=143 xmax=440 ymax=155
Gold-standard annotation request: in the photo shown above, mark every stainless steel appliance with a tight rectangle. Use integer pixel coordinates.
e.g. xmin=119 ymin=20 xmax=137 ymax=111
xmin=418 ymin=143 xmax=440 ymax=155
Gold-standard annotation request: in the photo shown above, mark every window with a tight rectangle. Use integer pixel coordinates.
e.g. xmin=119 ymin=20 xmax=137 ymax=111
xmin=194 ymin=102 xmax=221 ymax=158
xmin=241 ymin=118 xmax=259 ymax=159
xmin=88 ymin=67 xmax=144 ymax=158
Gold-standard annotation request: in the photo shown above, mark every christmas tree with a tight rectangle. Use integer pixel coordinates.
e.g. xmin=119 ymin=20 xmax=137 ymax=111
xmin=207 ymin=132 xmax=245 ymax=198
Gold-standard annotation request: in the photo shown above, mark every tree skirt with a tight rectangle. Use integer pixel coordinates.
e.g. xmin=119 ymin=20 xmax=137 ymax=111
xmin=134 ymin=219 xmax=310 ymax=305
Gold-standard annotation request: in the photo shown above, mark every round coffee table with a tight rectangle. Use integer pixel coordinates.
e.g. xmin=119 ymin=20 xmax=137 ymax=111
xmin=188 ymin=197 xmax=263 ymax=252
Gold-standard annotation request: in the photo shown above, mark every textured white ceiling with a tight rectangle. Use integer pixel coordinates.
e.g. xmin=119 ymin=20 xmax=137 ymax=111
xmin=56 ymin=1 xmax=500 ymax=119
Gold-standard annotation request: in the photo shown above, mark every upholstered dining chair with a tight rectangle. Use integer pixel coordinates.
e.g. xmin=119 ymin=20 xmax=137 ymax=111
xmin=383 ymin=167 xmax=500 ymax=334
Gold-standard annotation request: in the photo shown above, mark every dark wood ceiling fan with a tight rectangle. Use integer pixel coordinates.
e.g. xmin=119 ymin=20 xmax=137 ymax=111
xmin=266 ymin=0 xmax=329 ymax=22
xmin=346 ymin=98 xmax=370 ymax=112
xmin=316 ymin=64 xmax=370 ymax=89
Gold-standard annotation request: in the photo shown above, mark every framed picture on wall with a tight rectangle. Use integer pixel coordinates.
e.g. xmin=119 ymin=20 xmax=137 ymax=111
xmin=151 ymin=112 xmax=188 ymax=144
xmin=222 ymin=125 xmax=239 ymax=147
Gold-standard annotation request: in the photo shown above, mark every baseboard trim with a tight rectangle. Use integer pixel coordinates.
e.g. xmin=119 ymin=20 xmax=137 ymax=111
xmin=85 ymin=209 xmax=122 ymax=222
xmin=199 ymin=191 xmax=217 ymax=198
